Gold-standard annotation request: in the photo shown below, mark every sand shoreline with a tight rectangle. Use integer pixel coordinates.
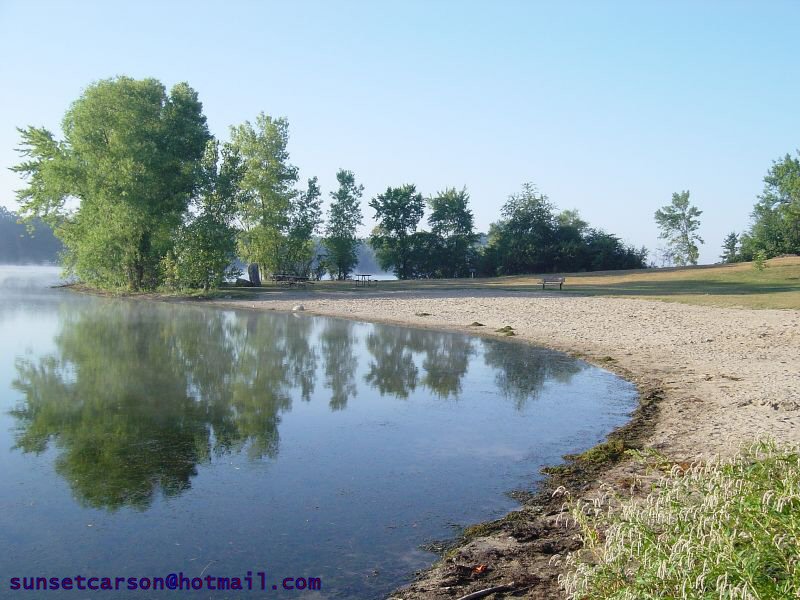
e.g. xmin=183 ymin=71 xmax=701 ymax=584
xmin=200 ymin=289 xmax=800 ymax=598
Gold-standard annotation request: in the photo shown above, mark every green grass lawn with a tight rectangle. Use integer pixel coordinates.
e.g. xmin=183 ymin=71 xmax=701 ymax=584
xmin=216 ymin=256 xmax=800 ymax=310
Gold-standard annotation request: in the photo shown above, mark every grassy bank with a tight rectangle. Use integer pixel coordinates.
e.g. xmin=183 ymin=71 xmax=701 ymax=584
xmin=213 ymin=256 xmax=800 ymax=310
xmin=560 ymin=439 xmax=800 ymax=599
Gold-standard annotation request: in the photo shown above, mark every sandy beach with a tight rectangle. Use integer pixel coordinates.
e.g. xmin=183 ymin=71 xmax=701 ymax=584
xmin=208 ymin=289 xmax=800 ymax=598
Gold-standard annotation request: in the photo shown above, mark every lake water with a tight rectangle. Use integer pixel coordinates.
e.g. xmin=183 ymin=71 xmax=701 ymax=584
xmin=0 ymin=266 xmax=636 ymax=598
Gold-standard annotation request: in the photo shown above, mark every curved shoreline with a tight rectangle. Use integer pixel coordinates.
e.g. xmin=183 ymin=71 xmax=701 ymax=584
xmin=64 ymin=283 xmax=800 ymax=598
xmin=193 ymin=289 xmax=800 ymax=599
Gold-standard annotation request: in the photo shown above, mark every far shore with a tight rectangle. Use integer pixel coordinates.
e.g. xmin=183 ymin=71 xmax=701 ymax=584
xmin=193 ymin=283 xmax=799 ymax=599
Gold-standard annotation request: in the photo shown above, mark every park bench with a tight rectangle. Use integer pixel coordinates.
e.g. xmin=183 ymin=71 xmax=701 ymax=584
xmin=541 ymin=276 xmax=565 ymax=290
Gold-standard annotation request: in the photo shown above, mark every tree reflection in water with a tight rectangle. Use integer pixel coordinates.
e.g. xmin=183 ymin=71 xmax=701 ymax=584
xmin=482 ymin=339 xmax=584 ymax=410
xmin=11 ymin=302 xmax=581 ymax=511
xmin=11 ymin=303 xmax=303 ymax=510
xmin=320 ymin=318 xmax=359 ymax=411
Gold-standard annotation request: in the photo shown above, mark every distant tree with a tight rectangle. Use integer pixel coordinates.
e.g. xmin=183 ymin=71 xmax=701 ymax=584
xmin=12 ymin=77 xmax=210 ymax=289
xmin=483 ymin=183 xmax=557 ymax=275
xmin=582 ymin=229 xmax=647 ymax=271
xmin=323 ymin=170 xmax=364 ymax=280
xmin=654 ymin=191 xmax=703 ymax=266
xmin=368 ymin=184 xmax=425 ymax=279
xmin=720 ymin=232 xmax=740 ymax=264
xmin=162 ymin=140 xmax=244 ymax=290
xmin=407 ymin=231 xmax=444 ymax=278
xmin=0 ymin=207 xmax=62 ymax=264
xmin=427 ymin=187 xmax=479 ymax=277
xmin=553 ymin=209 xmax=590 ymax=272
xmin=283 ymin=176 xmax=322 ymax=275
xmin=480 ymin=185 xmax=646 ymax=275
xmin=230 ymin=113 xmax=298 ymax=277
xmin=740 ymin=152 xmax=800 ymax=259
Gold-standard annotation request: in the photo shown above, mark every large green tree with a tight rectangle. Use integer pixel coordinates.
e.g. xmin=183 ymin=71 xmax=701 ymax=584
xmin=13 ymin=77 xmax=210 ymax=289
xmin=283 ymin=176 xmax=323 ymax=275
xmin=428 ymin=187 xmax=478 ymax=277
xmin=740 ymin=152 xmax=800 ymax=259
xmin=230 ymin=113 xmax=298 ymax=277
xmin=654 ymin=191 xmax=703 ymax=266
xmin=482 ymin=183 xmax=558 ymax=275
xmin=163 ymin=139 xmax=244 ymax=290
xmin=480 ymin=184 xmax=646 ymax=275
xmin=323 ymin=169 xmax=364 ymax=280
xmin=368 ymin=184 xmax=425 ymax=279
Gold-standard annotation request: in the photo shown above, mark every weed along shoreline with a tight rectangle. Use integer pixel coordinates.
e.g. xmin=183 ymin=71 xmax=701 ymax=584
xmin=64 ymin=274 xmax=800 ymax=598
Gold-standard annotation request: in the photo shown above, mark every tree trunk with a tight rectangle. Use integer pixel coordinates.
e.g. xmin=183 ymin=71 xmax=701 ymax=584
xmin=247 ymin=263 xmax=261 ymax=286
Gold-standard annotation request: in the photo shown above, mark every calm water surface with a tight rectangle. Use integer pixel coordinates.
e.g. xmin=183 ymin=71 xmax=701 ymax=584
xmin=0 ymin=266 xmax=636 ymax=598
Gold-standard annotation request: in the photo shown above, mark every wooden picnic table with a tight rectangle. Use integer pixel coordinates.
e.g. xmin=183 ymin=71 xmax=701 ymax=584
xmin=354 ymin=274 xmax=374 ymax=287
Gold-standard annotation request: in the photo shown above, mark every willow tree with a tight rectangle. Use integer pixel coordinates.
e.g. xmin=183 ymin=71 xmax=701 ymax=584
xmin=12 ymin=77 xmax=210 ymax=290
xmin=230 ymin=113 xmax=299 ymax=277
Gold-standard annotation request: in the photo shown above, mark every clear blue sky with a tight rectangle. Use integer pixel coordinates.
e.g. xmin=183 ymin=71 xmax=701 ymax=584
xmin=1 ymin=0 xmax=799 ymax=264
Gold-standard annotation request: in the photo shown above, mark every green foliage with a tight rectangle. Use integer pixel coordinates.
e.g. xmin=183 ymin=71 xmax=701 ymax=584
xmin=654 ymin=190 xmax=703 ymax=266
xmin=740 ymin=152 xmax=800 ymax=260
xmin=230 ymin=113 xmax=298 ymax=276
xmin=163 ymin=140 xmax=244 ymax=290
xmin=561 ymin=440 xmax=800 ymax=600
xmin=752 ymin=249 xmax=768 ymax=271
xmin=368 ymin=184 xmax=425 ymax=279
xmin=323 ymin=169 xmax=364 ymax=280
xmin=427 ymin=187 xmax=479 ymax=277
xmin=489 ymin=182 xmax=557 ymax=274
xmin=720 ymin=231 xmax=740 ymax=263
xmin=282 ymin=176 xmax=323 ymax=276
xmin=12 ymin=77 xmax=210 ymax=290
xmin=482 ymin=184 xmax=647 ymax=276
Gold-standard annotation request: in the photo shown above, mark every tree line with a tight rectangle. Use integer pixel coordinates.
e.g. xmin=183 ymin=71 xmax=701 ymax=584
xmin=13 ymin=76 xmax=650 ymax=291
xmin=0 ymin=206 xmax=62 ymax=264
xmin=718 ymin=153 xmax=800 ymax=264
xmin=657 ymin=152 xmax=800 ymax=267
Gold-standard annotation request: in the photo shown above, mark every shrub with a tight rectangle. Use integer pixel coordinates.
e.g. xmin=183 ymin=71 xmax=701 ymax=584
xmin=753 ymin=249 xmax=768 ymax=271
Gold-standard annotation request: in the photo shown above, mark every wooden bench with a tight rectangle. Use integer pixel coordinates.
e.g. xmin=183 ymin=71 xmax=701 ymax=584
xmin=541 ymin=276 xmax=565 ymax=290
